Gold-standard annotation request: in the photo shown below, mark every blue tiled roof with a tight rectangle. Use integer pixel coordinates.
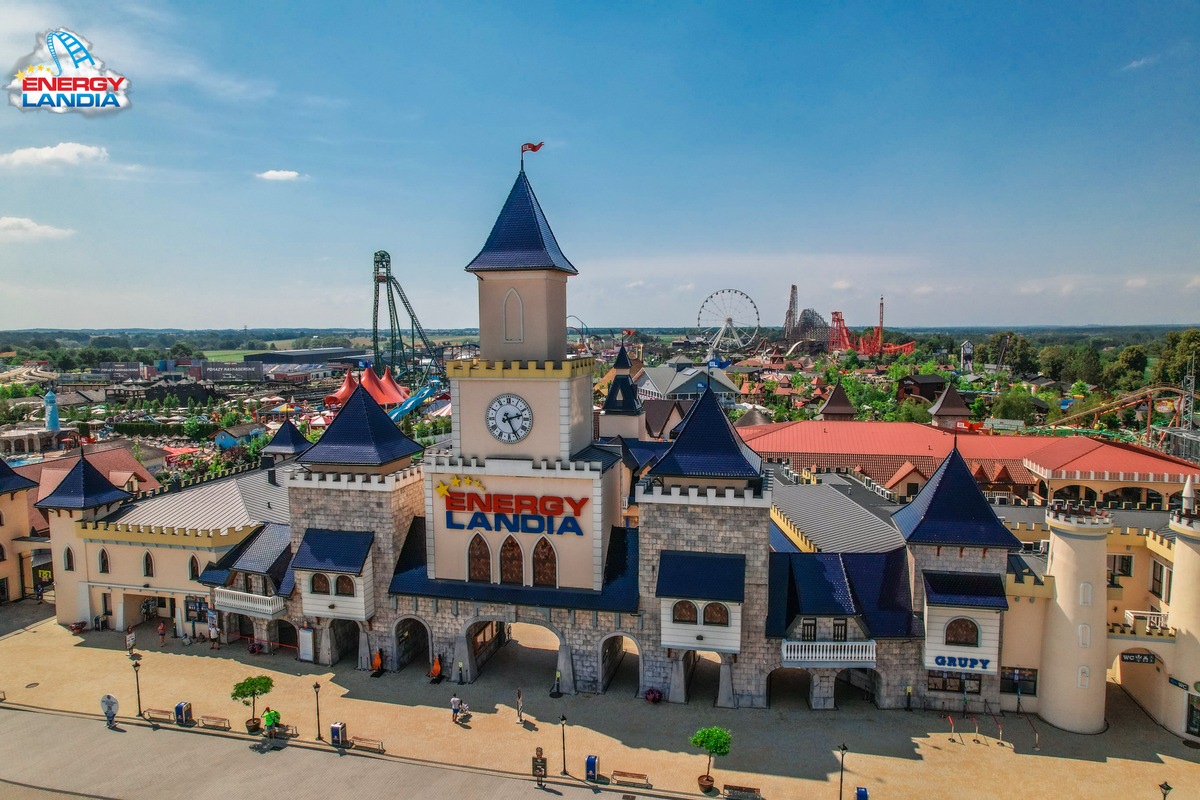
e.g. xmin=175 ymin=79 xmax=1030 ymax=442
xmin=792 ymin=553 xmax=856 ymax=615
xmin=198 ymin=565 xmax=231 ymax=587
xmin=34 ymin=455 xmax=131 ymax=510
xmin=0 ymin=458 xmax=37 ymax=494
xmin=299 ymin=385 xmax=422 ymax=467
xmin=602 ymin=374 xmax=642 ymax=414
xmin=891 ymin=448 xmax=1021 ymax=549
xmin=923 ymin=571 xmax=1008 ymax=609
xmin=292 ymin=529 xmax=374 ymax=574
xmin=262 ymin=420 xmax=311 ymax=457
xmin=769 ymin=520 xmax=801 ymax=553
xmin=842 ymin=549 xmax=917 ymax=638
xmin=464 ymin=171 xmax=577 ymax=274
xmin=389 ymin=519 xmax=639 ymax=612
xmin=613 ymin=346 xmax=632 ymax=370
xmin=571 ymin=444 xmax=622 ymax=471
xmin=766 ymin=547 xmax=916 ymax=639
xmin=232 ymin=522 xmax=293 ymax=589
xmin=648 ymin=388 xmax=763 ymax=480
xmin=619 ymin=438 xmax=671 ymax=471
xmin=278 ymin=566 xmax=296 ymax=596
xmin=656 ymin=551 xmax=745 ymax=602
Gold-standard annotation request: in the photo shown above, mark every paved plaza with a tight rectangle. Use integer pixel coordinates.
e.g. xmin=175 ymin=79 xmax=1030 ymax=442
xmin=0 ymin=605 xmax=1198 ymax=799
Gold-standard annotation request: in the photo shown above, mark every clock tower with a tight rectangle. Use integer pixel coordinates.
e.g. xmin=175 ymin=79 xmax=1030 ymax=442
xmin=425 ymin=169 xmax=621 ymax=592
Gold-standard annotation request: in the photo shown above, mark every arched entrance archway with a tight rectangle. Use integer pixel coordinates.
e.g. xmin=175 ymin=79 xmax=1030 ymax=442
xmin=597 ymin=633 xmax=643 ymax=696
xmin=276 ymin=619 xmax=298 ymax=651
xmin=768 ymin=667 xmax=813 ymax=710
xmin=394 ymin=616 xmax=432 ymax=671
xmin=327 ymin=618 xmax=360 ymax=666
xmin=452 ymin=618 xmax=575 ymax=694
xmin=835 ymin=667 xmax=881 ymax=708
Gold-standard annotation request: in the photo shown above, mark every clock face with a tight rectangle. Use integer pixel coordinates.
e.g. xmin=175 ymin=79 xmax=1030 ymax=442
xmin=485 ymin=394 xmax=533 ymax=443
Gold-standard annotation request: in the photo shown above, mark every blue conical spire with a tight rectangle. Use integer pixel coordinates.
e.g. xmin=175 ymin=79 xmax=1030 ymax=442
xmin=891 ymin=448 xmax=1021 ymax=549
xmin=0 ymin=457 xmax=37 ymax=494
xmin=648 ymin=387 xmax=762 ymax=480
xmin=261 ymin=419 xmax=312 ymax=458
xmin=465 ymin=171 xmax=577 ymax=274
xmin=299 ymin=384 xmax=422 ymax=467
xmin=34 ymin=451 xmax=131 ymax=510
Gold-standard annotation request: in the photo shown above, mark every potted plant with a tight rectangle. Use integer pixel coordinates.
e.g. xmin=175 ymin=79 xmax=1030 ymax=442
xmin=231 ymin=675 xmax=274 ymax=733
xmin=644 ymin=687 xmax=663 ymax=704
xmin=690 ymin=725 xmax=732 ymax=793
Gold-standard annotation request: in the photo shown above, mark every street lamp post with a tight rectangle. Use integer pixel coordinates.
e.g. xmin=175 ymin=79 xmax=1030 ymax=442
xmin=132 ymin=662 xmax=142 ymax=717
xmin=313 ymin=682 xmax=322 ymax=740
xmin=1159 ymin=781 xmax=1172 ymax=800
xmin=559 ymin=714 xmax=568 ymax=776
xmin=838 ymin=743 xmax=848 ymax=800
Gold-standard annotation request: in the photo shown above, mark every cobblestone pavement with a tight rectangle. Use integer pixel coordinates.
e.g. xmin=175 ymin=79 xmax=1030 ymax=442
xmin=1 ymin=607 xmax=1198 ymax=798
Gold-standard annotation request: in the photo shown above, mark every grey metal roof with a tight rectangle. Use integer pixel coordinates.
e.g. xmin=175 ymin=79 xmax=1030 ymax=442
xmin=105 ymin=463 xmax=295 ymax=529
xmin=640 ymin=366 xmax=739 ymax=398
xmin=772 ymin=481 xmax=906 ymax=553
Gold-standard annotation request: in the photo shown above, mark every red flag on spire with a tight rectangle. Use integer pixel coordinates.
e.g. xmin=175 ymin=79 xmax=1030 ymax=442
xmin=521 ymin=142 xmax=544 ymax=153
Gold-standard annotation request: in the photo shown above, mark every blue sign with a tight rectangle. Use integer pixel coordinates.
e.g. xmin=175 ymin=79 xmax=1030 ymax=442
xmin=1169 ymin=676 xmax=1188 ymax=690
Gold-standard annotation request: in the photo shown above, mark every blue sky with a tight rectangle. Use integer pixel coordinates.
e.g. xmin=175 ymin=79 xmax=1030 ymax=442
xmin=1 ymin=2 xmax=1197 ymax=331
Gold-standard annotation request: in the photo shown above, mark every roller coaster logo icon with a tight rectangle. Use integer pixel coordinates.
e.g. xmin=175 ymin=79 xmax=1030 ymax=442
xmin=7 ymin=28 xmax=129 ymax=114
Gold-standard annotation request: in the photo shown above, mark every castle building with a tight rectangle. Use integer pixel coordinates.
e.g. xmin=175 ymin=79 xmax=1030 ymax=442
xmin=36 ymin=167 xmax=1200 ymax=744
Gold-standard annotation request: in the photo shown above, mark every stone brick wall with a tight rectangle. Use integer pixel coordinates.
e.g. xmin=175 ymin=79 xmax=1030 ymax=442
xmin=638 ymin=498 xmax=773 ymax=708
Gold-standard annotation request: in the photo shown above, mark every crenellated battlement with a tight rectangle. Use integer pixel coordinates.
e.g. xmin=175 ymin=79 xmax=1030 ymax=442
xmin=287 ymin=464 xmax=423 ymax=492
xmin=80 ymin=520 xmax=258 ymax=548
xmin=635 ymin=480 xmax=772 ymax=508
xmin=446 ymin=357 xmax=595 ymax=380
xmin=426 ymin=455 xmax=606 ymax=477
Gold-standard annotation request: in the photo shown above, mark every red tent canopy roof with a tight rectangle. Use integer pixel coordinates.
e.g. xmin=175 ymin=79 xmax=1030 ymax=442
xmin=324 ymin=370 xmax=359 ymax=409
xmin=380 ymin=367 xmax=411 ymax=405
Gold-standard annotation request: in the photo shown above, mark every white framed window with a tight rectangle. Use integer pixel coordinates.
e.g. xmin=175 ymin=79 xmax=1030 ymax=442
xmin=1079 ymin=582 xmax=1092 ymax=607
xmin=1078 ymin=623 xmax=1091 ymax=648
xmin=1077 ymin=666 xmax=1090 ymax=689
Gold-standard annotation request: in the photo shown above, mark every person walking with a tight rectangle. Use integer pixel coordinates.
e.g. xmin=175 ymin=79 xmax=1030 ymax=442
xmin=263 ymin=706 xmax=276 ymax=738
xmin=451 ymin=693 xmax=461 ymax=724
xmin=516 ymin=688 xmax=524 ymax=723
xmin=157 ymin=620 xmax=166 ymax=646
xmin=208 ymin=621 xmax=220 ymax=650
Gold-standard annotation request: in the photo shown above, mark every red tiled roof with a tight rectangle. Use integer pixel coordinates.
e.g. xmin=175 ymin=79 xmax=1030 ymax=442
xmin=740 ymin=421 xmax=1197 ymax=488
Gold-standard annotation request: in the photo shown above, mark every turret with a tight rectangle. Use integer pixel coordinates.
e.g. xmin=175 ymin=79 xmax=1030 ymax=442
xmin=1038 ymin=502 xmax=1112 ymax=733
xmin=1167 ymin=475 xmax=1200 ymax=739
xmin=44 ymin=389 xmax=60 ymax=433
xmin=598 ymin=346 xmax=645 ymax=440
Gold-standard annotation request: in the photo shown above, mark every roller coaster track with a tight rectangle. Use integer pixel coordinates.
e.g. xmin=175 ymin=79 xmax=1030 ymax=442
xmin=46 ymin=30 xmax=95 ymax=75
xmin=1048 ymin=384 xmax=1187 ymax=429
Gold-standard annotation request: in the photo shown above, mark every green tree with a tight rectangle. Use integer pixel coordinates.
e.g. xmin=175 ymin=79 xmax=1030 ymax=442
xmin=895 ymin=398 xmax=932 ymax=423
xmin=991 ymin=387 xmax=1035 ymax=423
xmin=689 ymin=726 xmax=732 ymax=779
xmin=230 ymin=675 xmax=274 ymax=720
xmin=970 ymin=396 xmax=989 ymax=420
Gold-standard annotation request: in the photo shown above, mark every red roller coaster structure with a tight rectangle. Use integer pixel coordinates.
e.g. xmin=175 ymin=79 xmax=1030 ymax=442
xmin=828 ymin=297 xmax=915 ymax=357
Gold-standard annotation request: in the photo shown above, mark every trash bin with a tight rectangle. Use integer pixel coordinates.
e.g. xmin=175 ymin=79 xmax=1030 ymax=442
xmin=174 ymin=702 xmax=192 ymax=725
xmin=585 ymin=755 xmax=599 ymax=782
xmin=856 ymin=788 xmax=869 ymax=800
xmin=330 ymin=722 xmax=347 ymax=746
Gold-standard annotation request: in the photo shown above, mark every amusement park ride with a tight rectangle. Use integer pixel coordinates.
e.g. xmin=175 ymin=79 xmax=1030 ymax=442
xmin=827 ymin=296 xmax=915 ymax=357
xmin=372 ymin=250 xmax=445 ymax=384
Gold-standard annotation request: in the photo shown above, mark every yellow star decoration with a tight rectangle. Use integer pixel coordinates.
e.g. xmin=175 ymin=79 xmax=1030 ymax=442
xmin=434 ymin=481 xmax=450 ymax=497
xmin=450 ymin=476 xmax=461 ymax=487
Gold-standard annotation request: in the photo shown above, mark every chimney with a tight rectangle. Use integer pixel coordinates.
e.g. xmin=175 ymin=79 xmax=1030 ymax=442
xmin=264 ymin=454 xmax=276 ymax=486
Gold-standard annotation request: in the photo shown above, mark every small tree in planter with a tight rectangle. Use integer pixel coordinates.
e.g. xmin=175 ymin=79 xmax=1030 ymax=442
xmin=231 ymin=675 xmax=274 ymax=732
xmin=690 ymin=725 xmax=732 ymax=792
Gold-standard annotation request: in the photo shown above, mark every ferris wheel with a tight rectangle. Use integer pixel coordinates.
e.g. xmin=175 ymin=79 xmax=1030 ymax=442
xmin=697 ymin=289 xmax=760 ymax=356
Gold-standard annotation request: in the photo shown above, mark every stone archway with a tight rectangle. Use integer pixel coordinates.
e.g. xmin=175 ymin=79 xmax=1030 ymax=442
xmin=597 ymin=632 xmax=645 ymax=696
xmin=767 ymin=667 xmax=813 ymax=710
xmin=670 ymin=649 xmax=737 ymax=708
xmin=394 ymin=615 xmax=433 ymax=671
xmin=835 ymin=667 xmax=882 ymax=708
xmin=452 ymin=615 xmax=575 ymax=694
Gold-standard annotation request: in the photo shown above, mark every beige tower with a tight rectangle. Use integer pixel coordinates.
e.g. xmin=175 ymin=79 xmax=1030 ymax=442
xmin=1038 ymin=504 xmax=1111 ymax=733
xmin=1167 ymin=476 xmax=1200 ymax=740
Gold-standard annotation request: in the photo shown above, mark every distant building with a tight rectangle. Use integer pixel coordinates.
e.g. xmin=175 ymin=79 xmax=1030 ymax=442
xmin=897 ymin=374 xmax=947 ymax=404
xmin=213 ymin=423 xmax=266 ymax=450
xmin=245 ymin=348 xmax=366 ymax=365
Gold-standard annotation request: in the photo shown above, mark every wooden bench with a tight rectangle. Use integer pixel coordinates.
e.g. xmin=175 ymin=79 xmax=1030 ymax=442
xmin=611 ymin=771 xmax=651 ymax=788
xmin=350 ymin=735 xmax=385 ymax=753
xmin=143 ymin=708 xmax=174 ymax=723
xmin=723 ymin=785 xmax=762 ymax=799
xmin=199 ymin=715 xmax=230 ymax=730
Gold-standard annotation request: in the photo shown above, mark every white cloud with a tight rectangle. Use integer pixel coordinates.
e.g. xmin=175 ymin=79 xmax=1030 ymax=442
xmin=624 ymin=279 xmax=645 ymax=289
xmin=1125 ymin=277 xmax=1148 ymax=289
xmin=1121 ymin=55 xmax=1159 ymax=71
xmin=911 ymin=284 xmax=936 ymax=296
xmin=255 ymin=170 xmax=302 ymax=181
xmin=1017 ymin=283 xmax=1043 ymax=296
xmin=831 ymin=279 xmax=852 ymax=290
xmin=0 ymin=216 xmax=74 ymax=242
xmin=0 ymin=142 xmax=109 ymax=167
xmin=1186 ymin=276 xmax=1200 ymax=291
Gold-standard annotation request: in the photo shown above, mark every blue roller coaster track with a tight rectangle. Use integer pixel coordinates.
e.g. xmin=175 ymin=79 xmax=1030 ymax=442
xmin=46 ymin=31 xmax=95 ymax=76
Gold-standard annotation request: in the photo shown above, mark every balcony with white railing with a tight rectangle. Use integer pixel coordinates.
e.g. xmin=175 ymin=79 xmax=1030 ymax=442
xmin=214 ymin=588 xmax=288 ymax=619
xmin=781 ymin=640 xmax=877 ymax=668
xmin=1124 ymin=610 xmax=1169 ymax=630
